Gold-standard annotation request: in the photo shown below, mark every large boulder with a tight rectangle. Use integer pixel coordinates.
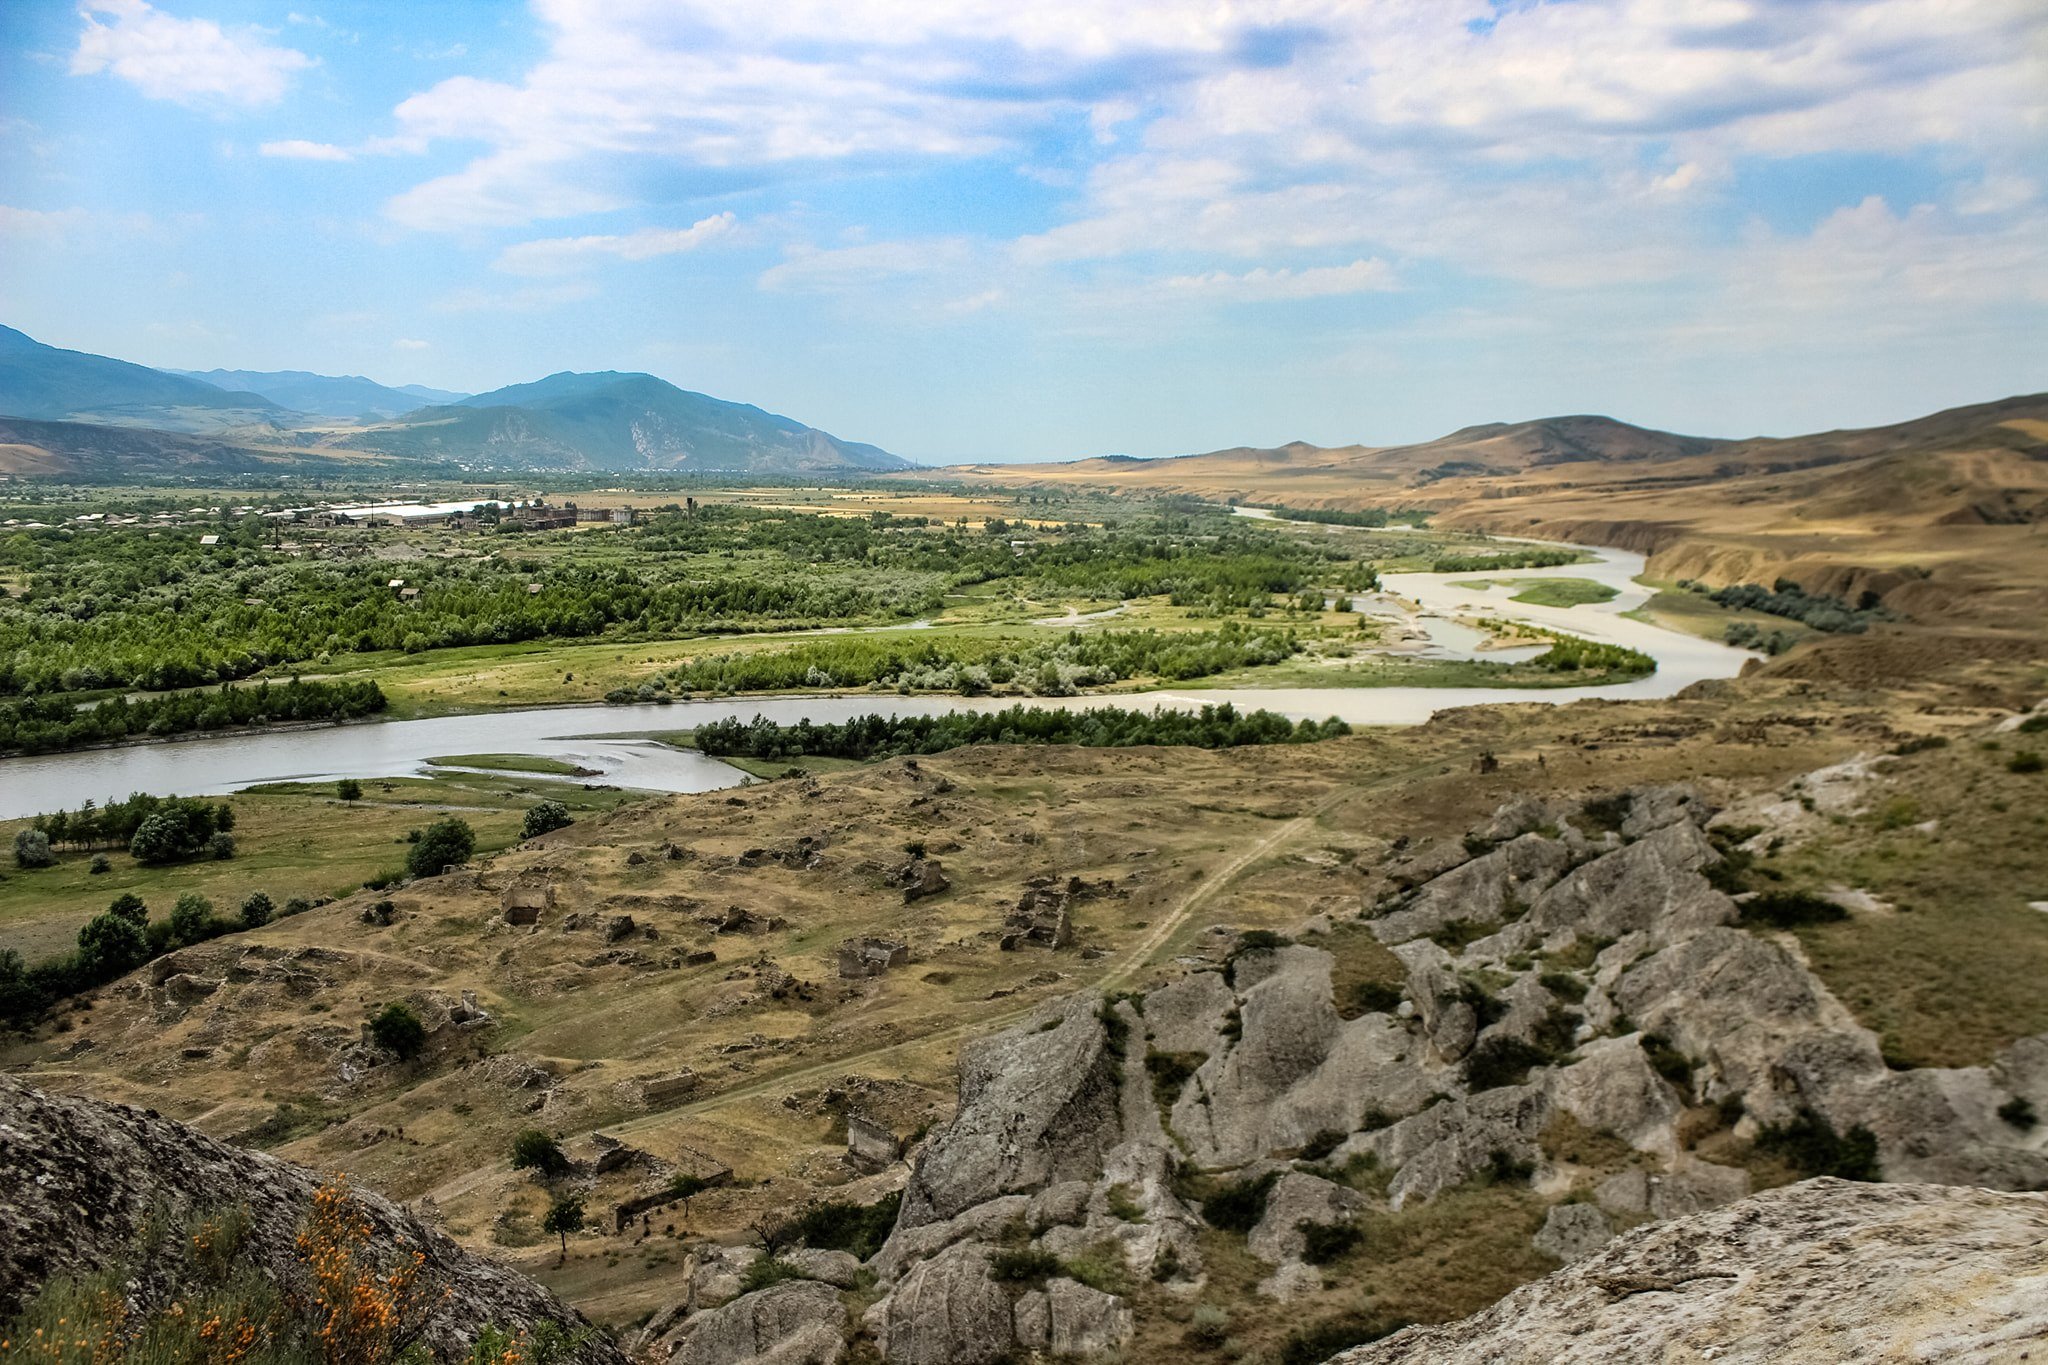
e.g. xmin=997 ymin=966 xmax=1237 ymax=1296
xmin=1530 ymin=1202 xmax=1611 ymax=1263
xmin=1330 ymin=1180 xmax=2048 ymax=1364
xmin=1341 ymin=1084 xmax=1550 ymax=1208
xmin=893 ymin=995 xmax=1125 ymax=1232
xmin=1523 ymin=822 xmax=1735 ymax=948
xmin=1370 ymin=834 xmax=1573 ymax=945
xmin=1246 ymin=1171 xmax=1367 ymax=1265
xmin=868 ymin=1243 xmax=1016 ymax=1365
xmin=1169 ymin=948 xmax=1433 ymax=1166
xmin=0 ymin=1075 xmax=623 ymax=1364
xmin=663 ymin=1280 xmax=846 ymax=1365
xmin=1606 ymin=927 xmax=1879 ymax=1123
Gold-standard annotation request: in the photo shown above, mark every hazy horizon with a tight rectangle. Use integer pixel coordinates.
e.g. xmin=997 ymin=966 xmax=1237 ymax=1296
xmin=3 ymin=0 xmax=2044 ymax=463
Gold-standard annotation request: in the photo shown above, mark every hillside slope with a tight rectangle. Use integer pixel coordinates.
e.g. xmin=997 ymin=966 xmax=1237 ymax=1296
xmin=170 ymin=367 xmax=468 ymax=419
xmin=0 ymin=325 xmax=284 ymax=433
xmin=339 ymin=370 xmax=908 ymax=473
xmin=0 ymin=1074 xmax=625 ymax=1363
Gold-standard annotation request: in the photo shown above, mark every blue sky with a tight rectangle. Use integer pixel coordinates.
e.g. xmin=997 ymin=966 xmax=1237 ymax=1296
xmin=1 ymin=0 xmax=2043 ymax=463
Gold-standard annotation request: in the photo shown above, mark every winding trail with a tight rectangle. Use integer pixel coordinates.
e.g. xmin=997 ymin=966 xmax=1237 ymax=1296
xmin=421 ymin=784 xmax=1356 ymax=1206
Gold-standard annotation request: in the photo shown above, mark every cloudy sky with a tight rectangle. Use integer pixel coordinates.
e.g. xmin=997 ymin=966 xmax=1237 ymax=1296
xmin=1 ymin=0 xmax=2043 ymax=462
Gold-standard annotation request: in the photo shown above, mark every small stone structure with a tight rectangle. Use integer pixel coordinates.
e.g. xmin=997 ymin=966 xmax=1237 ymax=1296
xmin=846 ymin=1112 xmax=903 ymax=1171
xmin=713 ymin=906 xmax=786 ymax=935
xmin=892 ymin=857 xmax=951 ymax=903
xmin=501 ymin=884 xmax=553 ymax=925
xmin=640 ymin=1069 xmax=700 ymax=1108
xmin=838 ymin=936 xmax=911 ymax=978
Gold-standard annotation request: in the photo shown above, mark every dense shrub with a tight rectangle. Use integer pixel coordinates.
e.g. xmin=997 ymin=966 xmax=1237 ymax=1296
xmin=13 ymin=828 xmax=55 ymax=868
xmin=0 ymin=679 xmax=387 ymax=755
xmin=407 ymin=817 xmax=475 ymax=878
xmin=511 ymin=1128 xmax=573 ymax=1177
xmin=778 ymin=1191 xmax=902 ymax=1260
xmin=1277 ymin=1314 xmax=1412 ymax=1365
xmin=239 ymin=891 xmax=275 ymax=929
xmin=368 ymin=1002 xmax=426 ymax=1060
xmin=522 ymin=799 xmax=573 ymax=839
xmin=1199 ymin=1170 xmax=1281 ymax=1233
xmin=1739 ymin=890 xmax=1848 ymax=929
xmin=989 ymin=1247 xmax=1064 ymax=1283
xmin=127 ymin=798 xmax=237 ymax=866
xmin=1708 ymin=580 xmax=1890 ymax=633
xmin=1756 ymin=1108 xmax=1880 ymax=1181
xmin=1298 ymin=1218 xmax=1363 ymax=1264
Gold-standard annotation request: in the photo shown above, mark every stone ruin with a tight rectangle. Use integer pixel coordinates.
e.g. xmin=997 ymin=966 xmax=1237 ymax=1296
xmin=1001 ymin=874 xmax=1118 ymax=950
xmin=711 ymin=906 xmax=786 ymax=935
xmin=737 ymin=834 xmax=830 ymax=870
xmin=501 ymin=883 xmax=553 ymax=926
xmin=890 ymin=856 xmax=951 ymax=903
xmin=838 ymin=936 xmax=911 ymax=979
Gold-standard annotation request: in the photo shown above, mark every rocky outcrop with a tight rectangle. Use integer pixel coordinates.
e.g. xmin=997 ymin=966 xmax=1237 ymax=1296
xmin=867 ymin=1243 xmax=1016 ymax=1365
xmin=663 ymin=1280 xmax=846 ymax=1365
xmin=0 ymin=1075 xmax=623 ymax=1364
xmin=895 ymin=994 xmax=1124 ymax=1230
xmin=1330 ymin=1179 xmax=2048 ymax=1364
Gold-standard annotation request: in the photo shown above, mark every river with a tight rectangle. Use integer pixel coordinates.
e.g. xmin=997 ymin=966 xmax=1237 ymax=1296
xmin=0 ymin=540 xmax=1752 ymax=819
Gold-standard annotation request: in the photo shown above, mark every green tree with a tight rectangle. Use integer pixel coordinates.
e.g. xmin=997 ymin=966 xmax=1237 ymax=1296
xmin=127 ymin=811 xmax=187 ymax=866
xmin=542 ymin=1195 xmax=586 ymax=1264
xmin=76 ymin=912 xmax=150 ymax=982
xmin=511 ymin=1128 xmax=572 ymax=1178
xmin=522 ymin=800 xmax=573 ymax=839
xmin=337 ymin=778 xmax=363 ymax=804
xmin=406 ymin=817 xmax=475 ymax=879
xmin=13 ymin=828 xmax=54 ymax=869
xmin=107 ymin=893 xmax=148 ymax=926
xmin=240 ymin=891 xmax=275 ymax=929
xmin=368 ymin=1002 xmax=427 ymax=1059
xmin=167 ymin=893 xmax=217 ymax=946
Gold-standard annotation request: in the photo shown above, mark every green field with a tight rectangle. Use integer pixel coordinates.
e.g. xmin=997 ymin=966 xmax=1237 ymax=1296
xmin=0 ymin=772 xmax=642 ymax=962
xmin=1449 ymin=576 xmax=1619 ymax=607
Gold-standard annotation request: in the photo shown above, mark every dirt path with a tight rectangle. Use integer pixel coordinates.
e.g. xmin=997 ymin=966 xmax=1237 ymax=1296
xmin=421 ymin=786 xmax=1353 ymax=1206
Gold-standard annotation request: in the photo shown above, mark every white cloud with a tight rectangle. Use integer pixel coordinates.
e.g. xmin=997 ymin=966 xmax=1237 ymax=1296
xmin=392 ymin=337 xmax=429 ymax=350
xmin=0 ymin=205 xmax=92 ymax=237
xmin=494 ymin=212 xmax=737 ymax=275
xmin=431 ymin=282 xmax=599 ymax=314
xmin=71 ymin=0 xmax=314 ymax=109
xmin=260 ymin=139 xmax=353 ymax=162
xmin=1158 ymin=258 xmax=1397 ymax=302
xmin=758 ymin=238 xmax=975 ymax=294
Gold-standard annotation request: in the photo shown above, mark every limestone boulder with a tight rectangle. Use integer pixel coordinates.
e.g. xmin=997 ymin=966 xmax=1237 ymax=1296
xmin=1246 ymin=1171 xmax=1367 ymax=1265
xmin=869 ymin=1243 xmax=1016 ymax=1365
xmin=0 ymin=1075 xmax=622 ymax=1364
xmin=1370 ymin=834 xmax=1571 ymax=945
xmin=1531 ymin=1202 xmax=1611 ymax=1263
xmin=1330 ymin=1180 xmax=2048 ymax=1364
xmin=1542 ymin=1036 xmax=1682 ymax=1160
xmin=1045 ymin=1278 xmax=1133 ymax=1358
xmin=893 ymin=995 xmax=1124 ymax=1233
xmin=1170 ymin=948 xmax=1433 ymax=1166
xmin=1525 ymin=822 xmax=1735 ymax=948
xmin=663 ymin=1280 xmax=846 ymax=1365
xmin=1341 ymin=1085 xmax=1550 ymax=1208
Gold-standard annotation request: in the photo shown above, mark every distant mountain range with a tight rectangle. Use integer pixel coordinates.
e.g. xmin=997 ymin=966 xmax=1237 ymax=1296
xmin=0 ymin=325 xmax=284 ymax=434
xmin=166 ymin=369 xmax=470 ymax=419
xmin=0 ymin=325 xmax=909 ymax=475
xmin=344 ymin=371 xmax=906 ymax=472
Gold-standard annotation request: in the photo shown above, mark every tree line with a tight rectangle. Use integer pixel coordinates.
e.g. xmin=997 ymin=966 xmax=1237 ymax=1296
xmin=0 ymin=677 xmax=386 ymax=755
xmin=658 ymin=624 xmax=1301 ymax=698
xmin=691 ymin=702 xmax=1352 ymax=761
